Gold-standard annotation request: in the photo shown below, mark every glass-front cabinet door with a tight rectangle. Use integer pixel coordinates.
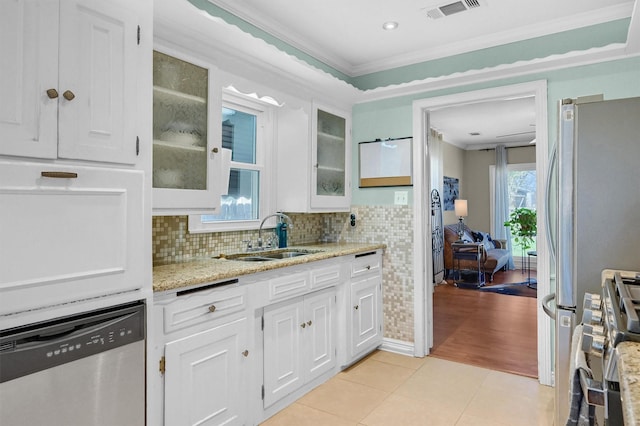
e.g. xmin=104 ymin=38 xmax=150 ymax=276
xmin=152 ymin=50 xmax=225 ymax=214
xmin=311 ymin=103 xmax=351 ymax=210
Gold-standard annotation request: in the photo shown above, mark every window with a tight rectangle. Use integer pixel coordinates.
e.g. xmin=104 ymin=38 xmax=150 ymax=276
xmin=490 ymin=163 xmax=537 ymax=260
xmin=189 ymin=93 xmax=273 ymax=232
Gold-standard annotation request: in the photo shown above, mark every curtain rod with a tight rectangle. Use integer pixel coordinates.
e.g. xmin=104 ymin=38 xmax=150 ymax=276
xmin=479 ymin=144 xmax=535 ymax=151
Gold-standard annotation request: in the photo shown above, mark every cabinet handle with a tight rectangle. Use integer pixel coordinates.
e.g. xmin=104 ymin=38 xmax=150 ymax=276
xmin=300 ymin=323 xmax=306 ymax=328
xmin=208 ymin=305 xmax=217 ymax=313
xmin=354 ymin=305 xmax=359 ymax=310
xmin=307 ymin=320 xmax=312 ymax=326
xmin=211 ymin=147 xmax=219 ymax=153
xmin=62 ymin=90 xmax=75 ymax=101
xmin=46 ymin=88 xmax=59 ymax=99
xmin=242 ymin=350 xmax=249 ymax=357
xmin=41 ymin=171 xmax=78 ymax=179
xmin=366 ymin=265 xmax=371 ymax=270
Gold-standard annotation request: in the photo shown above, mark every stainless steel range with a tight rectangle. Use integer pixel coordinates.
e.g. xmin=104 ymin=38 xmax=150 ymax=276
xmin=581 ymin=269 xmax=640 ymax=425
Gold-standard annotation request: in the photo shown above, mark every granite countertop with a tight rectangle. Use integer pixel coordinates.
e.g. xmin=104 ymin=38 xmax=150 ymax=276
xmin=153 ymin=242 xmax=386 ymax=293
xmin=616 ymin=342 xmax=640 ymax=425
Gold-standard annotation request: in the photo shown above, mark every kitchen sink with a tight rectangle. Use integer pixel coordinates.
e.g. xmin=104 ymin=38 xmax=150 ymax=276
xmin=235 ymin=256 xmax=275 ymax=262
xmin=222 ymin=249 xmax=322 ymax=262
xmin=262 ymin=251 xmax=309 ymax=259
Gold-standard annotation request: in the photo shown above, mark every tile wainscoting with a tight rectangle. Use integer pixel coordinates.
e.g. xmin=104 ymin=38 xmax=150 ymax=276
xmin=151 ymin=205 xmax=414 ymax=343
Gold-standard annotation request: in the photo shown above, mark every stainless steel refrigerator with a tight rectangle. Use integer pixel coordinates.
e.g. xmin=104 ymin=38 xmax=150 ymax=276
xmin=544 ymin=96 xmax=640 ymax=424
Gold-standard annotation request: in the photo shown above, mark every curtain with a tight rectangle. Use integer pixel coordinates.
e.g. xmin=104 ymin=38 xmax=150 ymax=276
xmin=494 ymin=145 xmax=515 ymax=269
xmin=429 ymin=129 xmax=446 ymax=284
xmin=429 ymin=128 xmax=443 ymax=197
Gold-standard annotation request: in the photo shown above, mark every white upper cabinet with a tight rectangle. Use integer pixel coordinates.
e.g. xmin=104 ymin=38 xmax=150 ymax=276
xmin=0 ymin=0 xmax=142 ymax=164
xmin=152 ymin=49 xmax=228 ymax=214
xmin=277 ymin=101 xmax=351 ymax=212
xmin=311 ymin=102 xmax=351 ymax=210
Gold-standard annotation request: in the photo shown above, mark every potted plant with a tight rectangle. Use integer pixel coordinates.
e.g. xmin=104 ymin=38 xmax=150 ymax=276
xmin=504 ymin=207 xmax=537 ymax=253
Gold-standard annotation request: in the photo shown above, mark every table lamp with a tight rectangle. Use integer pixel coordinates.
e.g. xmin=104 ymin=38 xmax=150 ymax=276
xmin=454 ymin=199 xmax=468 ymax=242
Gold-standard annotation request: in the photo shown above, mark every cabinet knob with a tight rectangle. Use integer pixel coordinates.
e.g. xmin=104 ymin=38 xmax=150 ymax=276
xmin=46 ymin=88 xmax=59 ymax=99
xmin=300 ymin=323 xmax=306 ymax=328
xmin=208 ymin=305 xmax=217 ymax=313
xmin=242 ymin=350 xmax=249 ymax=357
xmin=366 ymin=265 xmax=371 ymax=270
xmin=307 ymin=320 xmax=312 ymax=326
xmin=211 ymin=147 xmax=219 ymax=153
xmin=354 ymin=305 xmax=359 ymax=310
xmin=62 ymin=90 xmax=75 ymax=101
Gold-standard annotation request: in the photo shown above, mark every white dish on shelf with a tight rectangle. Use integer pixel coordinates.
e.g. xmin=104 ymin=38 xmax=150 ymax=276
xmin=160 ymin=130 xmax=203 ymax=147
xmin=154 ymin=169 xmax=184 ymax=188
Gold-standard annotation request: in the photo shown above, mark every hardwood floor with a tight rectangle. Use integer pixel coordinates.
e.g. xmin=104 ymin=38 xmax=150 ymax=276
xmin=430 ymin=269 xmax=538 ymax=378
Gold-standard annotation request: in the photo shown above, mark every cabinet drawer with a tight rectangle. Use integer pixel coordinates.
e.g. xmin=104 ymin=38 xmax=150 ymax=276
xmin=164 ymin=286 xmax=247 ymax=333
xmin=269 ymin=271 xmax=310 ymax=302
xmin=310 ymin=265 xmax=342 ymax=290
xmin=351 ymin=252 xmax=381 ymax=278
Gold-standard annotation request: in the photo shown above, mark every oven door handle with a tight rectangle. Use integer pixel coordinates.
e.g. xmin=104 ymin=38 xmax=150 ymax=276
xmin=580 ymin=369 xmax=605 ymax=406
xmin=542 ymin=292 xmax=556 ymax=319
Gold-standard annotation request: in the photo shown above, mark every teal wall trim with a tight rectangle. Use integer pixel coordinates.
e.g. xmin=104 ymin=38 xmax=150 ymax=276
xmin=188 ymin=0 xmax=355 ymax=85
xmin=353 ymin=19 xmax=630 ymax=90
xmin=186 ymin=1 xmax=630 ymax=92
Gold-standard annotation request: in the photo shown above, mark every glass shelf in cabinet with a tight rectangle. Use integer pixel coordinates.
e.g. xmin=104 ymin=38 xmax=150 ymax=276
xmin=153 ymin=139 xmax=206 ymax=152
xmin=317 ymin=131 xmax=345 ymax=142
xmin=153 ymin=85 xmax=206 ymax=106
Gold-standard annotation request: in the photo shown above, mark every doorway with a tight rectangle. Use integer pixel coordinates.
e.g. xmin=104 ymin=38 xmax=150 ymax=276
xmin=411 ymin=81 xmax=552 ymax=386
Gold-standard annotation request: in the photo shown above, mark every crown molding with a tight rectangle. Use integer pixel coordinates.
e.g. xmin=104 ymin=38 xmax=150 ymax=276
xmin=155 ymin=0 xmax=361 ymax=107
xmin=206 ymin=0 xmax=355 ymax=75
xmin=207 ymin=0 xmax=633 ymax=77
xmin=352 ymin=3 xmax=634 ymax=76
xmin=356 ymin=43 xmax=637 ymax=103
xmin=158 ymin=0 xmax=639 ymax=106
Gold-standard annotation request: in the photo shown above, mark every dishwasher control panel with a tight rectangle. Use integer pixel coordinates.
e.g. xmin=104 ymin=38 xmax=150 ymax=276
xmin=0 ymin=301 xmax=145 ymax=383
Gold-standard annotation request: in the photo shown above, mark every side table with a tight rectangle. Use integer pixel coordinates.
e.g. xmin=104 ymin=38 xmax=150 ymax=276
xmin=452 ymin=242 xmax=486 ymax=289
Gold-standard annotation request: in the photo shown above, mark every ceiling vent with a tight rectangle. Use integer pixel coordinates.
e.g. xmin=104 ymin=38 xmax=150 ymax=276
xmin=425 ymin=0 xmax=484 ymax=19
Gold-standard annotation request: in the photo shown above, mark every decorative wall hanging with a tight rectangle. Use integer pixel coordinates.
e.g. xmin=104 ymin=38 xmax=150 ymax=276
xmin=443 ymin=176 xmax=459 ymax=210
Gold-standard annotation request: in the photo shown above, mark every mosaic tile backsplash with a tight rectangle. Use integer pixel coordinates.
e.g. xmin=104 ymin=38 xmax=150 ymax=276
xmin=152 ymin=205 xmax=415 ymax=343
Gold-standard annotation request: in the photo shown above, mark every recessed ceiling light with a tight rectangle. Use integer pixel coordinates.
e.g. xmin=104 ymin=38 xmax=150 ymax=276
xmin=382 ymin=21 xmax=398 ymax=30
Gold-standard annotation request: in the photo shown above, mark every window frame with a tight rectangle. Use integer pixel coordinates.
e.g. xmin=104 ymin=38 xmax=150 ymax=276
xmin=188 ymin=91 xmax=275 ymax=233
xmin=490 ymin=162 xmax=537 ymax=265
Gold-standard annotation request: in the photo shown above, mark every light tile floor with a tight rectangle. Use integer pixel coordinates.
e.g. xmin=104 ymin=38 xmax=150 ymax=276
xmin=261 ymin=351 xmax=555 ymax=426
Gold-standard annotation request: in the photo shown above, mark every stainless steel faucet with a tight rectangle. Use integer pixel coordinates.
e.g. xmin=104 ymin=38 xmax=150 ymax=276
xmin=258 ymin=213 xmax=293 ymax=248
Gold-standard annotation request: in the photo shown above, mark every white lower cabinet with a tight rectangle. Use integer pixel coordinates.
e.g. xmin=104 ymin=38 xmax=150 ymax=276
xmin=263 ymin=287 xmax=336 ymax=408
xmin=164 ymin=315 xmax=248 ymax=426
xmin=350 ymin=275 xmax=382 ymax=361
xmin=154 ymin=284 xmax=250 ymax=426
xmin=152 ymin=251 xmax=383 ymax=425
xmin=349 ymin=252 xmax=383 ymax=363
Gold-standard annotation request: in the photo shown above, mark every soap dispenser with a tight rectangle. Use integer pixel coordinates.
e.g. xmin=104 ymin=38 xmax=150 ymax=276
xmin=276 ymin=218 xmax=288 ymax=248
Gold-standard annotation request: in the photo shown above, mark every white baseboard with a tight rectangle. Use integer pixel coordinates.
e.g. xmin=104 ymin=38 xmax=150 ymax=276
xmin=379 ymin=338 xmax=416 ymax=357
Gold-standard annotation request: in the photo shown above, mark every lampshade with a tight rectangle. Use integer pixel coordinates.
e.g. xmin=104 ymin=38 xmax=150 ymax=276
xmin=454 ymin=199 xmax=468 ymax=217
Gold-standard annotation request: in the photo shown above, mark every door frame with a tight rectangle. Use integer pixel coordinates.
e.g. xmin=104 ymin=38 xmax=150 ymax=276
xmin=411 ymin=80 xmax=552 ymax=385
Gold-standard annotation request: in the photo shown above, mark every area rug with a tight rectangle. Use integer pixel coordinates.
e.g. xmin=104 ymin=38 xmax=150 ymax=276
xmin=479 ymin=281 xmax=537 ymax=298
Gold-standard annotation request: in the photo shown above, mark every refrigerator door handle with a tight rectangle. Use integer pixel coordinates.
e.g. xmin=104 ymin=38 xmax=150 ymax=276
xmin=545 ymin=140 xmax=557 ymax=261
xmin=542 ymin=292 xmax=556 ymax=319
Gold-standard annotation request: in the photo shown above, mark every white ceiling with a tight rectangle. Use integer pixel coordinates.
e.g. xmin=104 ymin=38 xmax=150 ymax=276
xmin=205 ymin=0 xmax=634 ymax=148
xmin=429 ymin=96 xmax=537 ymax=149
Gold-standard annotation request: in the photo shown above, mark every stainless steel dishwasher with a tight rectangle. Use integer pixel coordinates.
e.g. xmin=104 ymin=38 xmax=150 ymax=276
xmin=0 ymin=301 xmax=145 ymax=426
